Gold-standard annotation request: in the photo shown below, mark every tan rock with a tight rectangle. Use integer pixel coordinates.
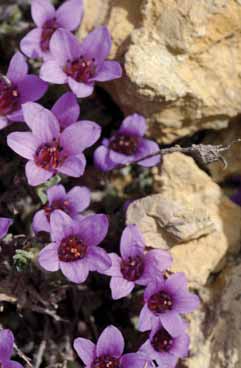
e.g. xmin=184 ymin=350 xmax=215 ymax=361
xmin=78 ymin=0 xmax=241 ymax=143
xmin=187 ymin=261 xmax=241 ymax=368
xmin=126 ymin=153 xmax=241 ymax=286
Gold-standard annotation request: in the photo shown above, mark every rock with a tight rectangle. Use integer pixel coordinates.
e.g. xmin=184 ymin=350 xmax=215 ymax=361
xmin=126 ymin=153 xmax=241 ymax=286
xmin=204 ymin=119 xmax=241 ymax=182
xmin=78 ymin=0 xmax=241 ymax=143
xmin=186 ymin=261 xmax=241 ymax=368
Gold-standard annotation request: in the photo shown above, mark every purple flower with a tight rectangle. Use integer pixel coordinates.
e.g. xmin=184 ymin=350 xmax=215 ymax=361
xmin=140 ymin=320 xmax=189 ymax=368
xmin=105 ymin=225 xmax=172 ymax=300
xmin=51 ymin=92 xmax=80 ymax=129
xmin=40 ymin=27 xmax=122 ymax=98
xmin=20 ymin=0 xmax=83 ymax=60
xmin=94 ymin=114 xmax=161 ymax=171
xmin=0 ymin=329 xmax=23 ymax=368
xmin=0 ymin=52 xmax=47 ymax=129
xmin=7 ymin=102 xmax=101 ymax=186
xmin=0 ymin=218 xmax=13 ymax=239
xmin=74 ymin=325 xmax=147 ymax=368
xmin=33 ymin=184 xmax=90 ymax=233
xmin=38 ymin=211 xmax=111 ymax=283
xmin=138 ymin=273 xmax=199 ymax=336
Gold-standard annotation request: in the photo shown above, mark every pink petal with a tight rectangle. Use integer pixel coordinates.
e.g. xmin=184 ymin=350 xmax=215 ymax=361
xmin=7 ymin=132 xmax=39 ymax=160
xmin=20 ymin=28 xmax=42 ymax=59
xmin=60 ymin=258 xmax=89 ymax=283
xmin=51 ymin=92 xmax=80 ymax=129
xmin=32 ymin=210 xmax=50 ymax=233
xmin=110 ymin=277 xmax=134 ymax=300
xmin=25 ymin=160 xmax=53 ymax=186
xmin=120 ymin=224 xmax=145 ymax=258
xmin=31 ymin=0 xmax=55 ymax=27
xmin=67 ymin=186 xmax=90 ymax=212
xmin=56 ymin=0 xmax=83 ymax=31
xmin=57 ymin=154 xmax=86 ymax=177
xmin=73 ymin=337 xmax=95 ymax=365
xmin=0 ymin=329 xmax=14 ymax=361
xmin=17 ymin=75 xmax=48 ymax=103
xmin=92 ymin=61 xmax=122 ymax=82
xmin=96 ymin=326 xmax=124 ymax=358
xmin=68 ymin=78 xmax=94 ymax=98
xmin=38 ymin=242 xmax=59 ymax=271
xmin=7 ymin=52 xmax=28 ymax=83
xmin=49 ymin=29 xmax=80 ymax=65
xmin=119 ymin=114 xmax=147 ymax=137
xmin=40 ymin=60 xmax=67 ymax=84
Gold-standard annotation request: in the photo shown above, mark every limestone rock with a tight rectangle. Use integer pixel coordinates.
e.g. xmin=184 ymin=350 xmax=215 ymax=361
xmin=78 ymin=0 xmax=241 ymax=143
xmin=126 ymin=153 xmax=241 ymax=286
xmin=186 ymin=261 xmax=241 ymax=368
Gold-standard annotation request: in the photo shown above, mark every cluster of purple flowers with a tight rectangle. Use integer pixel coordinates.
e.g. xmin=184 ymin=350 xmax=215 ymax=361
xmin=0 ymin=1 xmax=200 ymax=367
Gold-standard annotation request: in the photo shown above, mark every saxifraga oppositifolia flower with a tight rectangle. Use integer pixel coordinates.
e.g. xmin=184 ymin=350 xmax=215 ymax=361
xmin=20 ymin=0 xmax=83 ymax=60
xmin=51 ymin=92 xmax=80 ymax=130
xmin=94 ymin=114 xmax=161 ymax=171
xmin=140 ymin=319 xmax=189 ymax=368
xmin=138 ymin=273 xmax=200 ymax=336
xmin=32 ymin=184 xmax=90 ymax=233
xmin=74 ymin=325 xmax=148 ymax=368
xmin=0 ymin=218 xmax=13 ymax=240
xmin=0 ymin=329 xmax=23 ymax=368
xmin=7 ymin=102 xmax=101 ymax=186
xmin=0 ymin=52 xmax=47 ymax=129
xmin=38 ymin=211 xmax=111 ymax=283
xmin=40 ymin=27 xmax=122 ymax=98
xmin=104 ymin=224 xmax=172 ymax=299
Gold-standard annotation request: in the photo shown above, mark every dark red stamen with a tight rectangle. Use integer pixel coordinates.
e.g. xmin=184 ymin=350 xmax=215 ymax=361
xmin=109 ymin=134 xmax=140 ymax=156
xmin=58 ymin=235 xmax=87 ymax=262
xmin=151 ymin=328 xmax=173 ymax=352
xmin=64 ymin=57 xmax=96 ymax=83
xmin=92 ymin=355 xmax=120 ymax=368
xmin=40 ymin=18 xmax=59 ymax=52
xmin=0 ymin=76 xmax=20 ymax=116
xmin=44 ymin=199 xmax=71 ymax=221
xmin=148 ymin=291 xmax=173 ymax=314
xmin=120 ymin=255 xmax=144 ymax=281
xmin=34 ymin=140 xmax=64 ymax=171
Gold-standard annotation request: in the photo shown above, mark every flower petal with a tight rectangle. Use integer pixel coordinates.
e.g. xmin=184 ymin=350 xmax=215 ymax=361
xmin=171 ymin=333 xmax=189 ymax=358
xmin=47 ymin=184 xmax=66 ymax=204
xmin=7 ymin=132 xmax=39 ymax=160
xmin=50 ymin=210 xmax=73 ymax=242
xmin=165 ymin=273 xmax=188 ymax=294
xmin=60 ymin=258 xmax=89 ymax=283
xmin=138 ymin=304 xmax=153 ymax=332
xmin=68 ymin=78 xmax=94 ymax=98
xmin=67 ymin=186 xmax=90 ymax=212
xmin=31 ymin=0 xmax=55 ymax=27
xmin=92 ymin=61 xmax=122 ymax=82
xmin=94 ymin=145 xmax=116 ymax=172
xmin=73 ymin=337 xmax=95 ymax=365
xmin=22 ymin=102 xmax=60 ymax=143
xmin=4 ymin=361 xmax=24 ymax=368
xmin=49 ymin=29 xmax=80 ymax=65
xmin=0 ymin=329 xmax=14 ymax=361
xmin=56 ymin=0 xmax=83 ymax=31
xmin=160 ymin=313 xmax=186 ymax=337
xmin=143 ymin=249 xmax=173 ymax=279
xmin=119 ymin=114 xmax=147 ymax=137
xmin=144 ymin=277 xmax=165 ymax=301
xmin=77 ymin=214 xmax=109 ymax=247
xmin=0 ymin=218 xmax=13 ymax=239
xmin=25 ymin=161 xmax=53 ymax=186
xmin=136 ymin=139 xmax=160 ymax=167
xmin=51 ymin=92 xmax=80 ymax=129
xmin=38 ymin=242 xmax=59 ymax=271
xmin=87 ymin=246 xmax=111 ymax=273
xmin=79 ymin=26 xmax=111 ymax=66
xmin=40 ymin=61 xmax=67 ymax=84
xmin=174 ymin=291 xmax=200 ymax=314
xmin=120 ymin=224 xmax=145 ymax=259
xmin=103 ymin=253 xmax=122 ymax=277
xmin=96 ymin=326 xmax=124 ymax=358
xmin=57 ymin=154 xmax=86 ymax=177
xmin=32 ymin=209 xmax=50 ymax=233
xmin=7 ymin=109 xmax=24 ymax=122
xmin=110 ymin=277 xmax=134 ymax=300
xmin=60 ymin=121 xmax=101 ymax=154
xmin=121 ymin=353 xmax=148 ymax=368
xmin=0 ymin=117 xmax=8 ymax=129
xmin=7 ymin=52 xmax=28 ymax=83
xmin=17 ymin=75 xmax=48 ymax=103
xmin=20 ymin=28 xmax=42 ymax=59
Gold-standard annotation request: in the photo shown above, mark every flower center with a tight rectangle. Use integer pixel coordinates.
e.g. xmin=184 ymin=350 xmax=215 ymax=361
xmin=0 ymin=75 xmax=20 ymax=116
xmin=40 ymin=18 xmax=59 ymax=52
xmin=58 ymin=235 xmax=87 ymax=262
xmin=44 ymin=199 xmax=71 ymax=221
xmin=109 ymin=134 xmax=140 ymax=155
xmin=64 ymin=57 xmax=96 ymax=83
xmin=34 ymin=139 xmax=64 ymax=171
xmin=151 ymin=328 xmax=173 ymax=353
xmin=148 ymin=291 xmax=173 ymax=314
xmin=92 ymin=356 xmax=120 ymax=368
xmin=120 ymin=255 xmax=144 ymax=281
